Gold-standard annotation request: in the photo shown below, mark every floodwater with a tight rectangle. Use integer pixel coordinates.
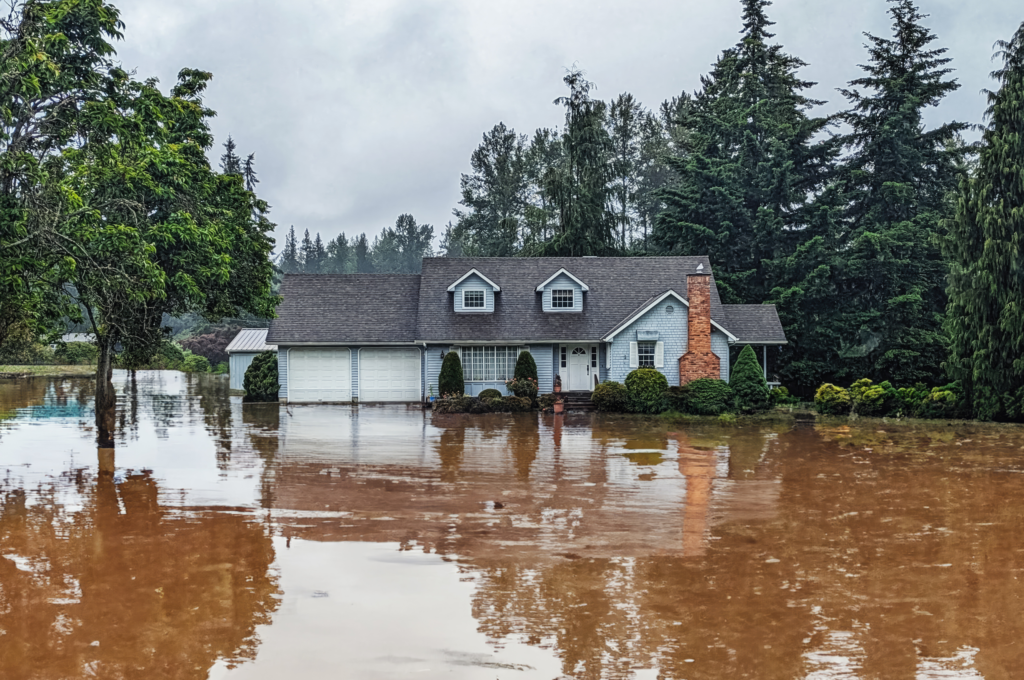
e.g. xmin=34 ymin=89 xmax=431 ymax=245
xmin=2 ymin=373 xmax=1024 ymax=679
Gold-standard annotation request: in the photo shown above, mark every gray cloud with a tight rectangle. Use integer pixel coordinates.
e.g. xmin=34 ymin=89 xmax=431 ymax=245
xmin=112 ymin=0 xmax=1022 ymax=251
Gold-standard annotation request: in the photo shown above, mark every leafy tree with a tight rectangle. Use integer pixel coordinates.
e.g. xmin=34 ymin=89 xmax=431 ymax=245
xmin=453 ymin=123 xmax=529 ymax=256
xmin=729 ymin=345 xmax=770 ymax=411
xmin=372 ymin=214 xmax=433 ymax=273
xmin=539 ymin=69 xmax=617 ymax=256
xmin=220 ymin=135 xmax=242 ymax=175
xmin=773 ymin=0 xmax=967 ymax=389
xmin=243 ymin=350 xmax=280 ymax=402
xmin=522 ymin=128 xmax=562 ymax=245
xmin=280 ymin=226 xmax=300 ymax=273
xmin=943 ymin=20 xmax=1024 ymax=420
xmin=438 ymin=351 xmax=465 ymax=397
xmin=652 ymin=0 xmax=836 ymax=304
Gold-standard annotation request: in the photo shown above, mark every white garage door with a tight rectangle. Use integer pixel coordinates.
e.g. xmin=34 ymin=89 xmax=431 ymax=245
xmin=359 ymin=348 xmax=421 ymax=402
xmin=289 ymin=348 xmax=352 ymax=402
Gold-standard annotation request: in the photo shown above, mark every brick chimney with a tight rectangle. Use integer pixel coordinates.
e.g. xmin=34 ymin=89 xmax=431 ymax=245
xmin=678 ymin=271 xmax=720 ymax=385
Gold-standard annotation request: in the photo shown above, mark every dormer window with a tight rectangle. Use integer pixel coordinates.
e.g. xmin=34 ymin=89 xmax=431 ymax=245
xmin=551 ymin=289 xmax=574 ymax=309
xmin=448 ymin=268 xmax=500 ymax=313
xmin=463 ymin=290 xmax=485 ymax=309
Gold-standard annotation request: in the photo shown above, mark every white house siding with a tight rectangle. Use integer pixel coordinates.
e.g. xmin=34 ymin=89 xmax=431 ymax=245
xmin=608 ymin=297 xmax=687 ymax=385
xmin=278 ymin=349 xmax=289 ymax=399
xmin=229 ymin=352 xmax=261 ymax=390
xmin=541 ymin=273 xmax=584 ymax=312
xmin=453 ymin=273 xmax=495 ymax=313
xmin=712 ymin=331 xmax=730 ymax=382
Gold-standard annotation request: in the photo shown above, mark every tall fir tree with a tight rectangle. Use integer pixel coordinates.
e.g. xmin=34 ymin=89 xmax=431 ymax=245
xmin=354 ymin=233 xmax=374 ymax=273
xmin=373 ymin=214 xmax=434 ymax=273
xmin=773 ymin=0 xmax=967 ymax=389
xmin=943 ymin=20 xmax=1024 ymax=420
xmin=280 ymin=226 xmax=300 ymax=274
xmin=308 ymin=233 xmax=327 ymax=273
xmin=220 ymin=135 xmax=242 ymax=175
xmin=299 ymin=229 xmax=314 ymax=273
xmin=539 ymin=69 xmax=617 ymax=256
xmin=243 ymin=153 xmax=259 ymax=192
xmin=325 ymin=234 xmax=351 ymax=273
xmin=607 ymin=93 xmax=646 ymax=250
xmin=652 ymin=0 xmax=835 ymax=304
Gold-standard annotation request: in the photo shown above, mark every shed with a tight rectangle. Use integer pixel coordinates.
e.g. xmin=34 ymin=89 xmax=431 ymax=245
xmin=225 ymin=329 xmax=277 ymax=390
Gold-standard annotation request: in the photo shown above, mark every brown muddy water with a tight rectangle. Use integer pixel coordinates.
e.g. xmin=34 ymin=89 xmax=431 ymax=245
xmin=2 ymin=372 xmax=1024 ymax=679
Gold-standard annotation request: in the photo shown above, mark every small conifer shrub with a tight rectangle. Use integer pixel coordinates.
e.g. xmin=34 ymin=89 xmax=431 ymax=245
xmin=514 ymin=350 xmax=538 ymax=382
xmin=243 ymin=351 xmax=280 ymax=402
xmin=729 ymin=345 xmax=769 ymax=412
xmin=814 ymin=383 xmax=851 ymax=415
xmin=438 ymin=351 xmax=465 ymax=397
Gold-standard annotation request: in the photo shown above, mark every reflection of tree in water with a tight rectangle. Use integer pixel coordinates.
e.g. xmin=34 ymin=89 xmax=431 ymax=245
xmin=505 ymin=415 xmax=539 ymax=482
xmin=435 ymin=422 xmax=466 ymax=482
xmin=0 ymin=465 xmax=280 ymax=679
xmin=244 ymin=403 xmax=281 ymax=510
xmin=195 ymin=374 xmax=234 ymax=467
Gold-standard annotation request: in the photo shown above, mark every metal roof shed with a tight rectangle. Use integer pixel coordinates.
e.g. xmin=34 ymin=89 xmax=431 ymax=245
xmin=225 ymin=329 xmax=277 ymax=390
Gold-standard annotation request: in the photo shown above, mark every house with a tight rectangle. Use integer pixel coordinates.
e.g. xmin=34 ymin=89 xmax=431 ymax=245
xmin=266 ymin=257 xmax=786 ymax=404
xmin=225 ymin=328 xmax=277 ymax=390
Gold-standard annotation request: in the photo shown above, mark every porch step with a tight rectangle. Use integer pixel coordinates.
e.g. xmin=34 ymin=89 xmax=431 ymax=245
xmin=560 ymin=391 xmax=596 ymax=412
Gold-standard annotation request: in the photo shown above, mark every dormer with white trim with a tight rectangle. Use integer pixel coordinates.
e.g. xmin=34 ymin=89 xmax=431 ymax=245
xmin=536 ymin=268 xmax=588 ymax=313
xmin=448 ymin=269 xmax=501 ymax=313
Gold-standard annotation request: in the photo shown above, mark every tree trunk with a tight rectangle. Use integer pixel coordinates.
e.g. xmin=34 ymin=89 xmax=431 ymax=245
xmin=96 ymin=337 xmax=116 ymax=447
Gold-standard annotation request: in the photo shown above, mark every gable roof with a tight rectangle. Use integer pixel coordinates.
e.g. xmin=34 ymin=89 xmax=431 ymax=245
xmin=721 ymin=304 xmax=788 ymax=344
xmin=225 ymin=328 xmax=276 ymax=353
xmin=535 ymin=267 xmax=590 ymax=292
xmin=416 ymin=256 xmax=726 ymax=342
xmin=446 ymin=268 xmax=501 ymax=292
xmin=601 ymin=290 xmax=738 ymax=343
xmin=267 ymin=274 xmax=421 ymax=344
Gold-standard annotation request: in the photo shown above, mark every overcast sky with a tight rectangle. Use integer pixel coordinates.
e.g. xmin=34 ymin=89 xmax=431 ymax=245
xmin=113 ymin=0 xmax=1021 ymax=252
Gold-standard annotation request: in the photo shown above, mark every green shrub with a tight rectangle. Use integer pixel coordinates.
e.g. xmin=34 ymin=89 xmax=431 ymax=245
xmin=506 ymin=377 xmax=538 ymax=400
xmin=815 ymin=383 xmax=851 ymax=415
xmin=729 ymin=345 xmax=769 ymax=412
xmin=0 ymin=325 xmax=55 ymax=364
xmin=849 ymin=378 xmax=897 ymax=416
xmin=438 ymin=351 xmax=465 ymax=397
xmin=769 ymin=386 xmax=798 ymax=406
xmin=514 ymin=350 xmax=538 ymax=382
xmin=920 ymin=382 xmax=965 ymax=419
xmin=152 ymin=340 xmax=186 ymax=369
xmin=670 ymin=378 xmax=733 ymax=415
xmin=592 ymin=381 xmax=628 ymax=412
xmin=243 ymin=351 xmax=280 ymax=402
xmin=625 ymin=368 xmax=669 ymax=414
xmin=181 ymin=352 xmax=211 ymax=373
xmin=479 ymin=388 xmax=502 ymax=400
xmin=213 ymin=362 xmax=229 ymax=375
xmin=506 ymin=396 xmax=532 ymax=412
xmin=55 ymin=342 xmax=98 ymax=365
xmin=538 ymin=394 xmax=557 ymax=411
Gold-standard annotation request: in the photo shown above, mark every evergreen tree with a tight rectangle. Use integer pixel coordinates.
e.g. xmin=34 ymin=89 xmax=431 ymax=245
xmin=652 ymin=0 xmax=836 ymax=303
xmin=354 ymin=233 xmax=374 ymax=273
xmin=540 ymin=69 xmax=617 ymax=256
xmin=325 ymin=234 xmax=351 ymax=273
xmin=607 ymin=93 xmax=649 ymax=250
xmin=308 ymin=233 xmax=327 ymax=273
xmin=730 ymin=345 xmax=770 ymax=412
xmin=438 ymin=351 xmax=465 ymax=397
xmin=439 ymin=221 xmax=470 ymax=257
xmin=243 ymin=153 xmax=259 ymax=192
xmin=522 ymin=128 xmax=562 ymax=246
xmin=299 ymin=229 xmax=313 ymax=273
xmin=220 ymin=135 xmax=242 ymax=175
xmin=280 ymin=226 xmax=300 ymax=274
xmin=453 ymin=123 xmax=530 ymax=256
xmin=773 ymin=0 xmax=967 ymax=389
xmin=373 ymin=214 xmax=434 ymax=273
xmin=943 ymin=20 xmax=1024 ymax=420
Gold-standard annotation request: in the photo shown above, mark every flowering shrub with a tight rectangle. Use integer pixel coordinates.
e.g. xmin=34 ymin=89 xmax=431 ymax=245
xmin=506 ymin=377 xmax=538 ymax=400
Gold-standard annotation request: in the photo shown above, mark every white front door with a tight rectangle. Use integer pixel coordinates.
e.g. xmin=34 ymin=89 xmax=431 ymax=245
xmin=568 ymin=345 xmax=591 ymax=391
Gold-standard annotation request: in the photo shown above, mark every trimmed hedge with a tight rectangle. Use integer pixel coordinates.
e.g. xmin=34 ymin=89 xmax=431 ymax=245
xmin=434 ymin=395 xmax=532 ymax=414
xmin=514 ymin=350 xmax=538 ymax=382
xmin=668 ymin=378 xmax=733 ymax=415
xmin=815 ymin=383 xmax=851 ymax=415
xmin=816 ymin=379 xmax=968 ymax=419
xmin=625 ymin=368 xmax=669 ymax=414
xmin=729 ymin=345 xmax=769 ymax=412
xmin=592 ymin=381 xmax=628 ymax=412
xmin=479 ymin=388 xmax=502 ymax=400
xmin=439 ymin=351 xmax=465 ymax=397
xmin=243 ymin=351 xmax=280 ymax=402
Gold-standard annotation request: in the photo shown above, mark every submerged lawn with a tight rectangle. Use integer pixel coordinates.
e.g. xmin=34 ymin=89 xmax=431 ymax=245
xmin=0 ymin=365 xmax=96 ymax=378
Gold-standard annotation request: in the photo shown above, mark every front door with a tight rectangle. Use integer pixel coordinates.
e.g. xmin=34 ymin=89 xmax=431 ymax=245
xmin=568 ymin=345 xmax=591 ymax=391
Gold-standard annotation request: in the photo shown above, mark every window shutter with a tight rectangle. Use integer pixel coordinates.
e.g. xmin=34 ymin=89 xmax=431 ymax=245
xmin=654 ymin=341 xmax=665 ymax=368
xmin=605 ymin=343 xmax=611 ymax=369
xmin=629 ymin=342 xmax=639 ymax=368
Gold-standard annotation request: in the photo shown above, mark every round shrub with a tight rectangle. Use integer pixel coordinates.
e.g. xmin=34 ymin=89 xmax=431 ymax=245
xmin=479 ymin=388 xmax=502 ymax=400
xmin=625 ymin=368 xmax=669 ymax=414
xmin=507 ymin=377 xmax=538 ymax=400
xmin=814 ymin=383 xmax=851 ymax=415
xmin=592 ymin=381 xmax=628 ymax=412
xmin=729 ymin=345 xmax=769 ymax=412
xmin=438 ymin=351 xmax=465 ymax=398
xmin=182 ymin=352 xmax=211 ymax=373
xmin=679 ymin=378 xmax=734 ymax=415
xmin=514 ymin=350 xmax=538 ymax=382
xmin=243 ymin=351 xmax=280 ymax=402
xmin=506 ymin=396 xmax=532 ymax=412
xmin=849 ymin=378 xmax=897 ymax=416
xmin=769 ymin=386 xmax=798 ymax=406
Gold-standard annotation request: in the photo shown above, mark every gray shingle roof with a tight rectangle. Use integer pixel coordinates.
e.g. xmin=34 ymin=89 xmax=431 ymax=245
xmin=721 ymin=304 xmax=787 ymax=344
xmin=267 ymin=275 xmax=422 ymax=343
xmin=416 ymin=256 xmax=725 ymax=341
xmin=225 ymin=328 xmax=276 ymax=353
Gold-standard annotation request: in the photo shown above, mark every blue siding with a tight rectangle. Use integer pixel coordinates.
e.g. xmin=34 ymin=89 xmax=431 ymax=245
xmin=529 ymin=344 xmax=554 ymax=393
xmin=277 ymin=348 xmax=289 ymax=400
xmin=453 ymin=274 xmax=495 ymax=313
xmin=608 ymin=297 xmax=687 ymax=385
xmin=541 ymin=273 xmax=584 ymax=312
xmin=229 ymin=352 xmax=261 ymax=390
xmin=712 ymin=331 xmax=730 ymax=382
xmin=598 ymin=344 xmax=610 ymax=383
xmin=425 ymin=345 xmax=448 ymax=398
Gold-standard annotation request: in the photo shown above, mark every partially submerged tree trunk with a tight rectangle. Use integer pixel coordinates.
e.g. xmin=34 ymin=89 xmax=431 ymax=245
xmin=96 ymin=337 xmax=116 ymax=447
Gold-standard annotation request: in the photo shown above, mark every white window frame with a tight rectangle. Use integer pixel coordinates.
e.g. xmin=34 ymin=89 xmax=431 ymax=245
xmin=551 ymin=289 xmax=575 ymax=309
xmin=637 ymin=341 xmax=656 ymax=368
xmin=456 ymin=346 xmax=524 ymax=383
xmin=462 ymin=288 xmax=486 ymax=310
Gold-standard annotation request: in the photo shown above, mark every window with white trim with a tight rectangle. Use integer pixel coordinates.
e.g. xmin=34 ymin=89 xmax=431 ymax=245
xmin=459 ymin=346 xmax=522 ymax=382
xmin=551 ymin=289 xmax=574 ymax=309
xmin=638 ymin=341 xmax=656 ymax=368
xmin=463 ymin=289 xmax=485 ymax=309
